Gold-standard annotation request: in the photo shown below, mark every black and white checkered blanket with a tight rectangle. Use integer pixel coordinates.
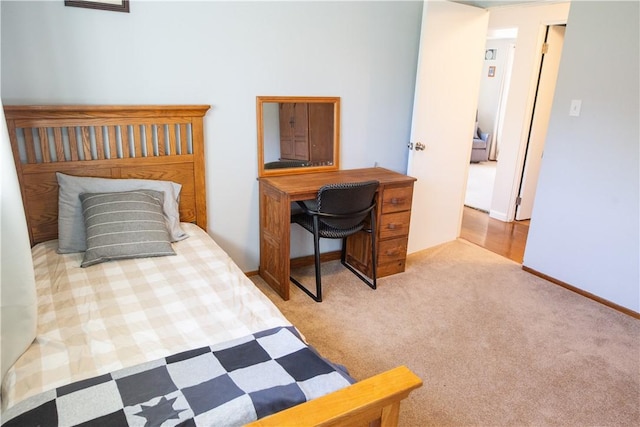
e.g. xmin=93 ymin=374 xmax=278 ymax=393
xmin=2 ymin=327 xmax=354 ymax=426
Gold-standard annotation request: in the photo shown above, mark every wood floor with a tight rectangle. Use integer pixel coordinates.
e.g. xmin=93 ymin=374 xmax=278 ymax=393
xmin=460 ymin=206 xmax=530 ymax=263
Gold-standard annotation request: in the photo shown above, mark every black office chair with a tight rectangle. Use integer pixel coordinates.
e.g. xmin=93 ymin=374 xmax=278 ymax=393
xmin=290 ymin=180 xmax=379 ymax=302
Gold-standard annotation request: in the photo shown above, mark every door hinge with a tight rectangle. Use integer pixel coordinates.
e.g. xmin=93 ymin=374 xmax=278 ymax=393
xmin=541 ymin=43 xmax=549 ymax=54
xmin=516 ymin=196 xmax=522 ymax=206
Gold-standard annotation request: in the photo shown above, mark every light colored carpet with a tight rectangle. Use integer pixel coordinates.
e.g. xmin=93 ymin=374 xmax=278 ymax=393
xmin=251 ymin=240 xmax=640 ymax=426
xmin=465 ymin=161 xmax=496 ymax=212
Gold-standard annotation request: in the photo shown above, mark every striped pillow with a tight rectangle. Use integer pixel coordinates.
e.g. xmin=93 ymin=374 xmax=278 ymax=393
xmin=79 ymin=190 xmax=176 ymax=267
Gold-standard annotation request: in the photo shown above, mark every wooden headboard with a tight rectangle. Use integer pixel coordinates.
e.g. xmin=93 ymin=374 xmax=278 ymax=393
xmin=4 ymin=105 xmax=210 ymax=246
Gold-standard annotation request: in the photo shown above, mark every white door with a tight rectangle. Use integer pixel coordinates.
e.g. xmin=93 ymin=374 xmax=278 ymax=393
xmin=516 ymin=25 xmax=566 ymax=220
xmin=407 ymin=0 xmax=489 ymax=254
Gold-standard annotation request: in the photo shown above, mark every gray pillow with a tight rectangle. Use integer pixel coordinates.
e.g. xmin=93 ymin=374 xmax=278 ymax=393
xmin=79 ymin=190 xmax=176 ymax=267
xmin=56 ymin=172 xmax=187 ymax=253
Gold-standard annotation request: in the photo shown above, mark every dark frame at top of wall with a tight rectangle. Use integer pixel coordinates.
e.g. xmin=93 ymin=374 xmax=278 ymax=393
xmin=65 ymin=0 xmax=130 ymax=13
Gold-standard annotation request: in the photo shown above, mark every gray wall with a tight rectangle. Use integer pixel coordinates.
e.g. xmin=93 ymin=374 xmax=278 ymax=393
xmin=3 ymin=1 xmax=638 ymax=313
xmin=1 ymin=1 xmax=422 ymax=270
xmin=524 ymin=1 xmax=639 ymax=312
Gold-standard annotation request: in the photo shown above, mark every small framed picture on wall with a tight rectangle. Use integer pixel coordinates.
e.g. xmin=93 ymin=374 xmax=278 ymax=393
xmin=65 ymin=0 xmax=130 ymax=13
xmin=488 ymin=66 xmax=496 ymax=78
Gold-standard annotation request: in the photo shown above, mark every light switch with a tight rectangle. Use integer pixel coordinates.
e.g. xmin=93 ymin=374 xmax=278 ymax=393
xmin=569 ymin=99 xmax=582 ymax=117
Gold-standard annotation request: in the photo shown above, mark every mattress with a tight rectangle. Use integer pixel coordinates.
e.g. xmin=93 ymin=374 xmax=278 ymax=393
xmin=1 ymin=223 xmax=291 ymax=412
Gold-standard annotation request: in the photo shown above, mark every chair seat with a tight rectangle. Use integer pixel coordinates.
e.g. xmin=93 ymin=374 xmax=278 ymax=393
xmin=292 ymin=213 xmax=365 ymax=238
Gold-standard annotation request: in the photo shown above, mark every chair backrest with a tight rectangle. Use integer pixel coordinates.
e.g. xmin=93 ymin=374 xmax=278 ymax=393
xmin=316 ymin=180 xmax=379 ymax=229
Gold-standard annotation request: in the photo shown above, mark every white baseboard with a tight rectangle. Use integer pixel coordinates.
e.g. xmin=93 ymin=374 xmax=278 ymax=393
xmin=489 ymin=209 xmax=508 ymax=221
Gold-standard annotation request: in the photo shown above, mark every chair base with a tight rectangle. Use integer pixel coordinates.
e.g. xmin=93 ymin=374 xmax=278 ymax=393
xmin=290 ymin=206 xmax=378 ymax=302
xmin=290 ymin=256 xmax=376 ymax=303
xmin=341 ymin=260 xmax=376 ymax=290
xmin=290 ymin=275 xmax=323 ymax=302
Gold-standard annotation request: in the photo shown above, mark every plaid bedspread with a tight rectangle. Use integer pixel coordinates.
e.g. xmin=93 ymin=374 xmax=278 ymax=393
xmin=2 ymin=223 xmax=292 ymax=411
xmin=2 ymin=327 xmax=354 ymax=426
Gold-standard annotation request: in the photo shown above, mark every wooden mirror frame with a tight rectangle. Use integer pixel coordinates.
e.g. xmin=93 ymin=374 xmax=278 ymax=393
xmin=257 ymin=96 xmax=340 ymax=177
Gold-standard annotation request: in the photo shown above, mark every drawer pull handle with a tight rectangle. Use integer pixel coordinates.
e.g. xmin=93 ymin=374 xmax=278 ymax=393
xmin=390 ymin=198 xmax=399 ymax=204
xmin=387 ymin=223 xmax=397 ymax=230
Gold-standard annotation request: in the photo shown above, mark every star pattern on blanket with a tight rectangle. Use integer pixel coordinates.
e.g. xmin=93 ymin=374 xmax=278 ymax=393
xmin=135 ymin=396 xmax=182 ymax=426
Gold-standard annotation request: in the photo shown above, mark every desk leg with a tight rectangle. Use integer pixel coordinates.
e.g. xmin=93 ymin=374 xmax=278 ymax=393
xmin=259 ymin=182 xmax=290 ymax=300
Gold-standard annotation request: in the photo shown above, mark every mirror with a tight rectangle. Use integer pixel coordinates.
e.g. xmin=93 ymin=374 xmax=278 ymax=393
xmin=257 ymin=96 xmax=340 ymax=177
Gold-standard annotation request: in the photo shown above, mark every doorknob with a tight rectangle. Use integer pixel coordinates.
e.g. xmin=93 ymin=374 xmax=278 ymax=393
xmin=415 ymin=142 xmax=425 ymax=151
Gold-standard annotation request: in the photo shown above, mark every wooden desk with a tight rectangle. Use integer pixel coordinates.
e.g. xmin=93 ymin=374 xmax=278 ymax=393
xmin=258 ymin=167 xmax=416 ymax=300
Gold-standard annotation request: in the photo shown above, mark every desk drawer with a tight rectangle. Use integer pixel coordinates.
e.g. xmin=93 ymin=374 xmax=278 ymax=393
xmin=381 ymin=185 xmax=413 ymax=213
xmin=345 ymin=235 xmax=408 ymax=278
xmin=378 ymin=259 xmax=406 ymax=277
xmin=378 ymin=237 xmax=408 ymax=264
xmin=377 ymin=237 xmax=408 ymax=277
xmin=379 ymin=211 xmax=411 ymax=240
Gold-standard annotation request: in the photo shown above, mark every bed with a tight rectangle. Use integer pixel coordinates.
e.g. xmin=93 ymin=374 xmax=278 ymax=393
xmin=2 ymin=104 xmax=421 ymax=426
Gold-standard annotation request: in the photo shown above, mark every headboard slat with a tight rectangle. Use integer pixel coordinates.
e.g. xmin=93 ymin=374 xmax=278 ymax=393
xmin=108 ymin=126 xmax=118 ymax=159
xmin=95 ymin=126 xmax=106 ymax=160
xmin=5 ymin=105 xmax=211 ymax=247
xmin=80 ymin=127 xmax=92 ymax=160
xmin=168 ymin=124 xmax=177 ymax=155
xmin=38 ymin=128 xmax=51 ymax=163
xmin=53 ymin=128 xmax=65 ymax=162
xmin=24 ymin=127 xmax=37 ymax=163
xmin=68 ymin=127 xmax=79 ymax=161
xmin=179 ymin=124 xmax=188 ymax=155
xmin=158 ymin=124 xmax=167 ymax=156
xmin=144 ymin=124 xmax=153 ymax=157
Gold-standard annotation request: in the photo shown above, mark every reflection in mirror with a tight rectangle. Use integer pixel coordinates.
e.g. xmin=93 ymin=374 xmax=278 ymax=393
xmin=257 ymin=96 xmax=340 ymax=177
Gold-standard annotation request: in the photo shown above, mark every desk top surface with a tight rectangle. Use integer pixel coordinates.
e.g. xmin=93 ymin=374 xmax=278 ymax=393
xmin=258 ymin=167 xmax=416 ymax=198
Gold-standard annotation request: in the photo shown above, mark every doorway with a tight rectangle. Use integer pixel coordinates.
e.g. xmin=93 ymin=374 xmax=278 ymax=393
xmin=406 ymin=2 xmax=569 ymax=258
xmin=463 ymin=24 xmax=566 ymax=262
xmin=465 ymin=30 xmax=516 ymax=214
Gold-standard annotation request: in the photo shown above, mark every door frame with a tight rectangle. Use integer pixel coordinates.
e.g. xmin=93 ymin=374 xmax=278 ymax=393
xmin=515 ymin=24 xmax=566 ymax=220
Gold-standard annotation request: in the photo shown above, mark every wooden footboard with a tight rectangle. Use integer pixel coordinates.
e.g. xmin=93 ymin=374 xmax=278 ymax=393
xmin=246 ymin=366 xmax=422 ymax=427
